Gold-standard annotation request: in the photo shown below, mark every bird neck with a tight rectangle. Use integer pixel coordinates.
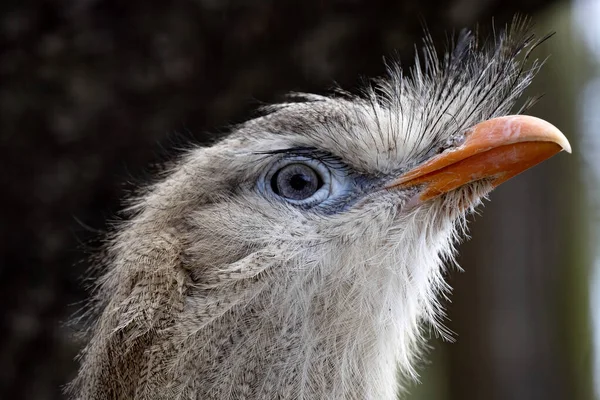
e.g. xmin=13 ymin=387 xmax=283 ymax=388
xmin=74 ymin=210 xmax=456 ymax=400
xmin=177 ymin=269 xmax=412 ymax=399
xmin=168 ymin=243 xmax=442 ymax=400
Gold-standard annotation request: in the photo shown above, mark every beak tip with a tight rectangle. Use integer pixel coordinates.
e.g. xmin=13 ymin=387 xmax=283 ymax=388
xmin=525 ymin=115 xmax=572 ymax=154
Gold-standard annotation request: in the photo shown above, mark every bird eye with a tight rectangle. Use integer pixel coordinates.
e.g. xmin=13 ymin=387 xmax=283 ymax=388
xmin=262 ymin=157 xmax=339 ymax=206
xmin=271 ymin=163 xmax=323 ymax=200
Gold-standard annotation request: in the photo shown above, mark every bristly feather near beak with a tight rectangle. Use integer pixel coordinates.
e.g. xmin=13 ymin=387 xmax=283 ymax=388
xmin=363 ymin=15 xmax=554 ymax=165
xmin=255 ymin=16 xmax=555 ymax=179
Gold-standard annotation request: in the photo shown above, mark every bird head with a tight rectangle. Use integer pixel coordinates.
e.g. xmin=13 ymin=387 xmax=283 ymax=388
xmin=72 ymin=20 xmax=571 ymax=400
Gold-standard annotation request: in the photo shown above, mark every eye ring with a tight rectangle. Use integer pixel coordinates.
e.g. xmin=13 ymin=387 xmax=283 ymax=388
xmin=262 ymin=157 xmax=333 ymax=206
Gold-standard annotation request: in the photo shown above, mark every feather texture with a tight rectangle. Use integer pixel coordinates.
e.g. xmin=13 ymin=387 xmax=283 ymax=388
xmin=69 ymin=17 xmax=544 ymax=399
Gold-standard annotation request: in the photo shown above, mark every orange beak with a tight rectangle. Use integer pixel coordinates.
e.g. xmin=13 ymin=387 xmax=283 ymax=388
xmin=386 ymin=115 xmax=571 ymax=201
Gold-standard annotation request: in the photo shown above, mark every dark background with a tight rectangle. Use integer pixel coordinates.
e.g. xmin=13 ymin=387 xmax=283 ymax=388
xmin=1 ymin=0 xmax=596 ymax=399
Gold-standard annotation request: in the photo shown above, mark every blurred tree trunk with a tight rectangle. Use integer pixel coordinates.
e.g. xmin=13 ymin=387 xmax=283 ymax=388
xmin=435 ymin=4 xmax=594 ymax=400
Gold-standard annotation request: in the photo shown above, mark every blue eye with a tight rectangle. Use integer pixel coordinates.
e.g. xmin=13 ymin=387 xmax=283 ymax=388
xmin=263 ymin=157 xmax=339 ymax=206
xmin=271 ymin=163 xmax=323 ymax=200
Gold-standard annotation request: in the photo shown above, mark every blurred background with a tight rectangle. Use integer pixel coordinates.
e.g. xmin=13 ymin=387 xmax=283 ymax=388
xmin=1 ymin=0 xmax=598 ymax=399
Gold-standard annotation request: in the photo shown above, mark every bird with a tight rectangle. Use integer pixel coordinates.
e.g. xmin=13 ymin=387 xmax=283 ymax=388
xmin=69 ymin=19 xmax=571 ymax=400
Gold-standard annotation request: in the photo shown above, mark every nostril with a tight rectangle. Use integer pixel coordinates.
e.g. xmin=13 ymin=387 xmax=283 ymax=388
xmin=440 ymin=133 xmax=467 ymax=153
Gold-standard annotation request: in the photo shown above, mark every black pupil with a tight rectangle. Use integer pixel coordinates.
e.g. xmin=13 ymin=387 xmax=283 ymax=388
xmin=271 ymin=164 xmax=323 ymax=200
xmin=289 ymin=174 xmax=309 ymax=191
